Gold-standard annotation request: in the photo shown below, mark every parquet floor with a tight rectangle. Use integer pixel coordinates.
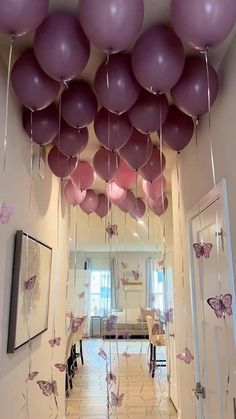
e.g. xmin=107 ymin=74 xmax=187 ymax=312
xmin=66 ymin=339 xmax=177 ymax=419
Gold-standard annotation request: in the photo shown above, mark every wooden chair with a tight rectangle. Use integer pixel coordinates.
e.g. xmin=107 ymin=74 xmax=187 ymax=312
xmin=146 ymin=315 xmax=166 ymax=378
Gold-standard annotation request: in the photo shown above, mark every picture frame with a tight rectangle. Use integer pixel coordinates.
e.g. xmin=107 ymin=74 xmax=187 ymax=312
xmin=7 ymin=231 xmax=52 ymax=353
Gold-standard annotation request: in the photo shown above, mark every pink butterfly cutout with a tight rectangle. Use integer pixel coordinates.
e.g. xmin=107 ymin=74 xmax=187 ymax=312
xmin=71 ymin=316 xmax=84 ymax=333
xmin=193 ymin=242 xmax=213 ymax=259
xmin=106 ymin=372 xmax=117 ymax=385
xmin=37 ymin=380 xmax=58 ymax=397
xmin=48 ymin=337 xmax=61 ymax=347
xmin=207 ymin=294 xmax=233 ymax=318
xmin=122 ymin=351 xmax=131 ymax=358
xmin=78 ymin=291 xmax=85 ymax=299
xmin=121 ymin=262 xmax=128 ymax=269
xmin=54 ymin=363 xmax=66 ymax=372
xmin=98 ymin=348 xmax=107 ymax=360
xmin=111 ymin=391 xmax=124 ymax=408
xmin=132 ymin=270 xmax=140 ymax=281
xmin=152 ymin=323 xmax=162 ymax=335
xmin=121 ymin=278 xmax=128 ymax=285
xmin=177 ymin=347 xmax=194 ymax=364
xmin=0 ymin=203 xmax=16 ymax=224
xmin=164 ymin=308 xmax=173 ymax=325
xmin=158 ymin=258 xmax=165 ymax=268
xmin=106 ymin=224 xmax=118 ymax=238
xmin=106 ymin=315 xmax=117 ymax=332
xmin=24 ymin=275 xmax=36 ymax=291
xmin=28 ymin=371 xmax=39 ymax=381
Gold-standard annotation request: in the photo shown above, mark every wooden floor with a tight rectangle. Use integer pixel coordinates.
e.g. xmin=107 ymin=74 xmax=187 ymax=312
xmin=67 ymin=339 xmax=177 ymax=419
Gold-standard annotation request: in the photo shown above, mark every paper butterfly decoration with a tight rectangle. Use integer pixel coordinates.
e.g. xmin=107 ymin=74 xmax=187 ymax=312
xmin=106 ymin=224 xmax=118 ymax=238
xmin=67 ymin=313 xmax=85 ymax=333
xmin=122 ymin=351 xmax=131 ymax=358
xmin=37 ymin=380 xmax=58 ymax=397
xmin=164 ymin=308 xmax=173 ymax=325
xmin=132 ymin=270 xmax=140 ymax=281
xmin=106 ymin=315 xmax=117 ymax=332
xmin=152 ymin=323 xmax=162 ymax=335
xmin=106 ymin=372 xmax=117 ymax=385
xmin=121 ymin=278 xmax=128 ymax=285
xmin=54 ymin=363 xmax=66 ymax=372
xmin=48 ymin=337 xmax=61 ymax=347
xmin=0 ymin=203 xmax=16 ymax=224
xmin=207 ymin=294 xmax=233 ymax=318
xmin=78 ymin=291 xmax=85 ymax=299
xmin=158 ymin=258 xmax=165 ymax=268
xmin=110 ymin=391 xmax=124 ymax=408
xmin=193 ymin=242 xmax=213 ymax=259
xmin=24 ymin=275 xmax=36 ymax=291
xmin=177 ymin=347 xmax=194 ymax=364
xmin=98 ymin=348 xmax=107 ymax=360
xmin=28 ymin=371 xmax=39 ymax=381
xmin=121 ymin=262 xmax=128 ymax=269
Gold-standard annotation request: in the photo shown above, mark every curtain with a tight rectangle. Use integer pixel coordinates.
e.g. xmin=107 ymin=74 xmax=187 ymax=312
xmin=110 ymin=256 xmax=119 ymax=310
xmin=145 ymin=258 xmax=154 ymax=308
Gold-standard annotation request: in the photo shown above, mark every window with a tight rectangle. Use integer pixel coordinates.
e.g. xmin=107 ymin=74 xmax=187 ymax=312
xmin=90 ymin=270 xmax=111 ymax=316
xmin=153 ymin=269 xmax=165 ymax=312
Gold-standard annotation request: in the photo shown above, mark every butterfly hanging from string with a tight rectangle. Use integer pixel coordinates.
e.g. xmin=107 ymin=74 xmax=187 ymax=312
xmin=98 ymin=347 xmax=108 ymax=360
xmin=177 ymin=347 xmax=194 ymax=364
xmin=193 ymin=242 xmax=213 ymax=259
xmin=106 ymin=315 xmax=118 ymax=332
xmin=207 ymin=293 xmax=233 ymax=318
xmin=54 ymin=363 xmax=66 ymax=372
xmin=106 ymin=223 xmax=118 ymax=238
xmin=132 ymin=270 xmax=140 ymax=281
xmin=110 ymin=390 xmax=124 ymax=408
xmin=24 ymin=275 xmax=36 ymax=291
xmin=106 ymin=372 xmax=117 ymax=386
xmin=27 ymin=371 xmax=39 ymax=381
xmin=48 ymin=336 xmax=61 ymax=348
xmin=0 ymin=203 xmax=16 ymax=224
xmin=164 ymin=308 xmax=173 ymax=325
xmin=121 ymin=262 xmax=128 ymax=269
xmin=78 ymin=291 xmax=85 ymax=299
xmin=37 ymin=380 xmax=58 ymax=397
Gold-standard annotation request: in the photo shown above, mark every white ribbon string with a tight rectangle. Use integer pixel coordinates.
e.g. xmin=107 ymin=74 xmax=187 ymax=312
xmin=3 ymin=38 xmax=14 ymax=172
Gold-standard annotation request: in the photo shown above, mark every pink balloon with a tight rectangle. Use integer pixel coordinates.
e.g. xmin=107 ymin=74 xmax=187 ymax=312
xmin=130 ymin=198 xmax=146 ymax=219
xmin=128 ymin=91 xmax=169 ymax=134
xmin=94 ymin=54 xmax=141 ymax=115
xmin=62 ymin=81 xmax=98 ymax=129
xmin=34 ymin=12 xmax=90 ymax=82
xmin=139 ymin=147 xmax=166 ymax=182
xmin=171 ymin=0 xmax=236 ymax=50
xmin=94 ymin=108 xmax=132 ymax=151
xmin=64 ymin=181 xmax=86 ymax=206
xmin=79 ymin=0 xmax=144 ymax=53
xmin=95 ymin=194 xmax=111 ymax=218
xmin=142 ymin=175 xmax=166 ymax=201
xmin=132 ymin=25 xmax=185 ymax=93
xmin=48 ymin=146 xmax=77 ymax=178
xmin=119 ymin=128 xmax=153 ymax=171
xmin=11 ymin=50 xmax=60 ymax=110
xmin=162 ymin=106 xmax=194 ymax=152
xmin=117 ymin=190 xmax=136 ymax=214
xmin=107 ymin=181 xmax=127 ymax=204
xmin=0 ymin=0 xmax=48 ymax=37
xmin=93 ymin=147 xmax=119 ymax=182
xmin=171 ymin=56 xmax=219 ymax=117
xmin=55 ymin=123 xmax=88 ymax=157
xmin=71 ymin=161 xmax=95 ymax=190
xmin=23 ymin=104 xmax=58 ymax=146
xmin=114 ymin=160 xmax=137 ymax=189
xmin=80 ymin=190 xmax=98 ymax=214
xmin=149 ymin=195 xmax=168 ymax=216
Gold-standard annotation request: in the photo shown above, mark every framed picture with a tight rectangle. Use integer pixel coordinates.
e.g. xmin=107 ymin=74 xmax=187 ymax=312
xmin=7 ymin=231 xmax=52 ymax=353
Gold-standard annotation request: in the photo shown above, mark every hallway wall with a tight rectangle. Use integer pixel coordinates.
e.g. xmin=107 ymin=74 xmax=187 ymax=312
xmin=171 ymin=34 xmax=236 ymax=418
xmin=0 ymin=56 xmax=69 ymax=418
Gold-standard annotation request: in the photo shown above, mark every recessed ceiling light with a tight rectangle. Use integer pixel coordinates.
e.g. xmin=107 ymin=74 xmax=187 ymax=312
xmin=137 ymin=220 xmax=144 ymax=225
xmin=133 ymin=232 xmax=138 ymax=237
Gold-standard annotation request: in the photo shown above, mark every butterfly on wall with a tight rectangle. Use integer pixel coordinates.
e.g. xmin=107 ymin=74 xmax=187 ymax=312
xmin=106 ymin=315 xmax=118 ymax=332
xmin=207 ymin=294 xmax=233 ymax=318
xmin=37 ymin=380 xmax=58 ymax=397
xmin=110 ymin=391 xmax=124 ymax=408
xmin=131 ymin=270 xmax=140 ymax=281
xmin=98 ymin=348 xmax=107 ymax=360
xmin=48 ymin=337 xmax=61 ymax=347
xmin=106 ymin=372 xmax=116 ymax=385
xmin=54 ymin=363 xmax=66 ymax=372
xmin=27 ymin=371 xmax=39 ymax=381
xmin=193 ymin=242 xmax=213 ymax=259
xmin=0 ymin=203 xmax=16 ymax=224
xmin=24 ymin=275 xmax=36 ymax=291
xmin=177 ymin=347 xmax=194 ymax=364
xmin=121 ymin=262 xmax=128 ymax=269
xmin=78 ymin=291 xmax=85 ymax=299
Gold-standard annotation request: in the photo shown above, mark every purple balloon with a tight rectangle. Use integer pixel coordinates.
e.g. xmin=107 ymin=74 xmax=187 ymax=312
xmin=34 ymin=12 xmax=90 ymax=82
xmin=0 ymin=0 xmax=48 ymax=37
xmin=94 ymin=54 xmax=141 ymax=115
xmin=94 ymin=108 xmax=132 ymax=151
xmin=48 ymin=146 xmax=77 ymax=178
xmin=130 ymin=198 xmax=146 ymax=219
xmin=150 ymin=195 xmax=168 ymax=216
xmin=162 ymin=106 xmax=194 ymax=152
xmin=95 ymin=194 xmax=111 ymax=218
xmin=171 ymin=56 xmax=219 ymax=117
xmin=64 ymin=181 xmax=86 ymax=206
xmin=23 ymin=104 xmax=58 ymax=146
xmin=11 ymin=50 xmax=60 ymax=110
xmin=128 ymin=91 xmax=169 ymax=134
xmin=55 ymin=123 xmax=88 ymax=157
xmin=114 ymin=159 xmax=137 ymax=190
xmin=117 ymin=190 xmax=136 ymax=214
xmin=71 ymin=161 xmax=95 ymax=190
xmin=139 ymin=147 xmax=166 ymax=182
xmin=119 ymin=128 xmax=153 ymax=171
xmin=80 ymin=190 xmax=98 ymax=214
xmin=61 ymin=81 xmax=98 ymax=129
xmin=171 ymin=0 xmax=236 ymax=50
xmin=79 ymin=0 xmax=144 ymax=53
xmin=93 ymin=147 xmax=119 ymax=182
xmin=142 ymin=175 xmax=166 ymax=201
xmin=132 ymin=25 xmax=185 ymax=94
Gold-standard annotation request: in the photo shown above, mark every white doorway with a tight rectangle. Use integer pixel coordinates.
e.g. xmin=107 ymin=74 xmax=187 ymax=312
xmin=189 ymin=180 xmax=236 ymax=419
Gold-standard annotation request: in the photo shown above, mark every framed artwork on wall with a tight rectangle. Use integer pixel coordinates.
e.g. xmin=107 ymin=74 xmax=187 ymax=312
xmin=7 ymin=231 xmax=52 ymax=353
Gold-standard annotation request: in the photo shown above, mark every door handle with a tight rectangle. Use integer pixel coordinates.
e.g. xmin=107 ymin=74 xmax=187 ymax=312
xmin=169 ymin=333 xmax=175 ymax=337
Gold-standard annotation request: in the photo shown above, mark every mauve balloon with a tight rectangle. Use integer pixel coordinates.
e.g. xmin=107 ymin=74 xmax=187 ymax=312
xmin=171 ymin=0 xmax=236 ymax=50
xmin=34 ymin=12 xmax=90 ymax=82
xmin=93 ymin=147 xmax=119 ymax=182
xmin=64 ymin=181 xmax=86 ymax=206
xmin=11 ymin=50 xmax=60 ymax=110
xmin=130 ymin=198 xmax=146 ymax=219
xmin=94 ymin=108 xmax=132 ymax=151
xmin=162 ymin=106 xmax=194 ymax=152
xmin=118 ymin=190 xmax=136 ymax=214
xmin=79 ymin=0 xmax=144 ymax=53
xmin=128 ymin=91 xmax=169 ymax=134
xmin=132 ymin=25 xmax=185 ymax=94
xmin=114 ymin=160 xmax=137 ymax=190
xmin=139 ymin=148 xmax=166 ymax=182
xmin=94 ymin=54 xmax=141 ymax=115
xmin=48 ymin=146 xmax=77 ymax=178
xmin=55 ymin=123 xmax=88 ymax=157
xmin=23 ymin=104 xmax=58 ymax=146
xmin=107 ymin=181 xmax=127 ymax=204
xmin=0 ymin=0 xmax=48 ymax=37
xmin=80 ymin=190 xmax=98 ymax=214
xmin=119 ymin=128 xmax=153 ymax=171
xmin=61 ymin=81 xmax=98 ymax=129
xmin=71 ymin=161 xmax=94 ymax=190
xmin=142 ymin=175 xmax=166 ymax=201
xmin=95 ymin=194 xmax=111 ymax=218
xmin=171 ymin=56 xmax=219 ymax=117
xmin=149 ymin=195 xmax=168 ymax=216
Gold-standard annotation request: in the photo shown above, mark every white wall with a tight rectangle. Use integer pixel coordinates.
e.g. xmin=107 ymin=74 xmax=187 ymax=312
xmin=171 ymin=34 xmax=236 ymax=418
xmin=0 ymin=56 xmax=69 ymax=419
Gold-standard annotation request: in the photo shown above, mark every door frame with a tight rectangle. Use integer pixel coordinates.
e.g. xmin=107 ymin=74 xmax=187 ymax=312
xmin=188 ymin=178 xmax=236 ymax=418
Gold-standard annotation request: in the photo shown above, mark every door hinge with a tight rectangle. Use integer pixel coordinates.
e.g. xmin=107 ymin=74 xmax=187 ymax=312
xmin=193 ymin=382 xmax=206 ymax=400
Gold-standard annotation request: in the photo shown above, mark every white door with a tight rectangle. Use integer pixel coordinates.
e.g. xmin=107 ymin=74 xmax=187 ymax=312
xmin=189 ymin=181 xmax=236 ymax=419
